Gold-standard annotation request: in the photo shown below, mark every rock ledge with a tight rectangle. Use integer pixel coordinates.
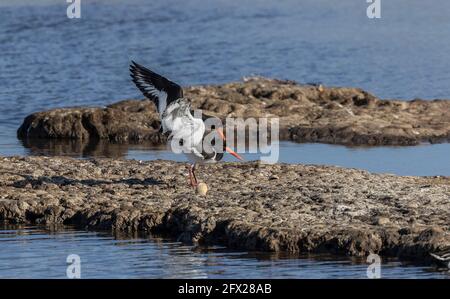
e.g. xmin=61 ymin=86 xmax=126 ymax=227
xmin=18 ymin=78 xmax=450 ymax=146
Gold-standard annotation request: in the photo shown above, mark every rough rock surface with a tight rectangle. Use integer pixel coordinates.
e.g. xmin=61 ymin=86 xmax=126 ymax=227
xmin=18 ymin=77 xmax=450 ymax=146
xmin=1 ymin=156 xmax=449 ymax=262
xmin=18 ymin=100 xmax=164 ymax=143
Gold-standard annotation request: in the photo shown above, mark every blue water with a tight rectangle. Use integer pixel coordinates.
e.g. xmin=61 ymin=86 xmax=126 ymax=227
xmin=125 ymin=142 xmax=450 ymax=176
xmin=6 ymin=139 xmax=449 ymax=176
xmin=0 ymin=226 xmax=448 ymax=279
xmin=1 ymin=0 xmax=450 ymax=278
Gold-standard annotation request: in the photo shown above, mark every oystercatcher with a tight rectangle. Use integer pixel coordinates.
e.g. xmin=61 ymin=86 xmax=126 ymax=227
xmin=130 ymin=61 xmax=243 ymax=187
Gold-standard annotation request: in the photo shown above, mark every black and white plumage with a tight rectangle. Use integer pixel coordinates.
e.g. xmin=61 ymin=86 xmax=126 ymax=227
xmin=130 ymin=61 xmax=242 ymax=187
xmin=130 ymin=61 xmax=183 ymax=115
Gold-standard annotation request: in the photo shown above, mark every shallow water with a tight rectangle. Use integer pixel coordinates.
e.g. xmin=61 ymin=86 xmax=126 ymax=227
xmin=4 ymin=138 xmax=450 ymax=176
xmin=0 ymin=226 xmax=447 ymax=279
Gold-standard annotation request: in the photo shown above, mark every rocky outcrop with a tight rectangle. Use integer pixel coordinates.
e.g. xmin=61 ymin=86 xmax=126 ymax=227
xmin=1 ymin=156 xmax=449 ymax=263
xmin=18 ymin=100 xmax=164 ymax=143
xmin=18 ymin=78 xmax=450 ymax=146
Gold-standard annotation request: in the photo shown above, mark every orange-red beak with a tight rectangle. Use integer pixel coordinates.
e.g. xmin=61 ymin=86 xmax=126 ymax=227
xmin=216 ymin=128 xmax=244 ymax=161
xmin=225 ymin=146 xmax=244 ymax=161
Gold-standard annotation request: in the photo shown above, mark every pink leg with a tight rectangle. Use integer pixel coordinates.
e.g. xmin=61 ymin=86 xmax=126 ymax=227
xmin=188 ymin=164 xmax=197 ymax=188
xmin=191 ymin=163 xmax=198 ymax=187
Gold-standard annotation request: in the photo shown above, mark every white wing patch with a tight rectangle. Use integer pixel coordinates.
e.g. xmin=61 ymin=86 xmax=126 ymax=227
xmin=158 ymin=91 xmax=168 ymax=114
xmin=162 ymin=99 xmax=205 ymax=151
xmin=161 ymin=99 xmax=181 ymax=133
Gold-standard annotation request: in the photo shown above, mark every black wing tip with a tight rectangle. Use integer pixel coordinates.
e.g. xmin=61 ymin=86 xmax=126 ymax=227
xmin=129 ymin=60 xmax=139 ymax=71
xmin=129 ymin=66 xmax=137 ymax=80
xmin=129 ymin=61 xmax=144 ymax=80
xmin=129 ymin=60 xmax=142 ymax=73
xmin=128 ymin=61 xmax=183 ymax=100
xmin=130 ymin=60 xmax=151 ymax=71
xmin=129 ymin=61 xmax=155 ymax=77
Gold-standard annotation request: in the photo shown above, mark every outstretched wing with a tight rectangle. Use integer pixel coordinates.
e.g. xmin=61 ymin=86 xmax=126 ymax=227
xmin=129 ymin=61 xmax=183 ymax=114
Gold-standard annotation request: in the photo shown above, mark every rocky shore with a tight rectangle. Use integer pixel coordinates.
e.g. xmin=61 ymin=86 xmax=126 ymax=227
xmin=18 ymin=77 xmax=450 ymax=146
xmin=1 ymin=156 xmax=449 ymax=263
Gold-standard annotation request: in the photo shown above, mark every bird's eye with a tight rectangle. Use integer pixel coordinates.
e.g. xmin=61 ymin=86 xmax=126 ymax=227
xmin=179 ymin=139 xmax=184 ymax=146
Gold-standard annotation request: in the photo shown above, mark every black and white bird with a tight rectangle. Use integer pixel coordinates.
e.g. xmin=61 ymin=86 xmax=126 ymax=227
xmin=130 ymin=61 xmax=243 ymax=187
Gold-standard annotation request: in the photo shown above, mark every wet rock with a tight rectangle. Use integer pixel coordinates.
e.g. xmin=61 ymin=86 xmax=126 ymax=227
xmin=18 ymin=100 xmax=164 ymax=143
xmin=0 ymin=156 xmax=449 ymax=264
xmin=17 ymin=78 xmax=450 ymax=146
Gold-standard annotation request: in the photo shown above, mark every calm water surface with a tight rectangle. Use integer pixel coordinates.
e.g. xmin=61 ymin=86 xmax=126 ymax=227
xmin=1 ymin=0 xmax=450 ymax=278
xmin=1 ymin=226 xmax=448 ymax=279
xmin=4 ymin=139 xmax=450 ymax=176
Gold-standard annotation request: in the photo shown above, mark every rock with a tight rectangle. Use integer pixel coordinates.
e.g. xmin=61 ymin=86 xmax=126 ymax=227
xmin=0 ymin=156 xmax=449 ymax=264
xmin=375 ymin=217 xmax=390 ymax=226
xmin=196 ymin=182 xmax=208 ymax=196
xmin=17 ymin=100 xmax=164 ymax=143
xmin=17 ymin=78 xmax=450 ymax=146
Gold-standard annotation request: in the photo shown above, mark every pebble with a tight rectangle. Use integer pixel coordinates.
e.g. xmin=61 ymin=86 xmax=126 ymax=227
xmin=196 ymin=182 xmax=208 ymax=196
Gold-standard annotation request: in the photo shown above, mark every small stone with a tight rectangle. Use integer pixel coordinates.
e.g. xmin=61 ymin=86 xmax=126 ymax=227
xmin=196 ymin=182 xmax=208 ymax=196
xmin=376 ymin=217 xmax=390 ymax=226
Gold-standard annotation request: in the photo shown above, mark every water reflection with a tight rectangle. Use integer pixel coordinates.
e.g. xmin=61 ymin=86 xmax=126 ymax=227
xmin=0 ymin=225 xmax=448 ymax=279
xmin=19 ymin=138 xmax=166 ymax=159
xmin=16 ymin=137 xmax=450 ymax=176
